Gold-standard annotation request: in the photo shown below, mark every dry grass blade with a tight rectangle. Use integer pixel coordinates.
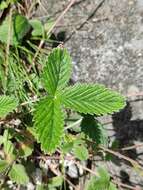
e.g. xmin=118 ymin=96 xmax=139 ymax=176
xmin=32 ymin=0 xmax=77 ymax=64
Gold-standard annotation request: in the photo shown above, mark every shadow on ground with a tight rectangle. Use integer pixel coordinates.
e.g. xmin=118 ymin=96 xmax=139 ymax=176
xmin=112 ymin=101 xmax=143 ymax=160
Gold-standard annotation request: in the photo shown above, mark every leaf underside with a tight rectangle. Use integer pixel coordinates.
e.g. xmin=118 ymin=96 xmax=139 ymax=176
xmin=0 ymin=96 xmax=17 ymax=118
xmin=42 ymin=48 xmax=72 ymax=95
xmin=34 ymin=96 xmax=64 ymax=153
xmin=62 ymin=84 xmax=126 ymax=115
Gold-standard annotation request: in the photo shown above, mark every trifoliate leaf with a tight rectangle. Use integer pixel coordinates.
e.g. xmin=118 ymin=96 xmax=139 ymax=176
xmin=42 ymin=48 xmax=72 ymax=95
xmin=0 ymin=96 xmax=18 ymax=118
xmin=73 ymin=144 xmax=89 ymax=161
xmin=81 ymin=115 xmax=108 ymax=147
xmin=33 ymin=48 xmax=126 ymax=155
xmin=34 ymin=96 xmax=64 ymax=153
xmin=62 ymin=84 xmax=126 ymax=115
xmin=8 ymin=164 xmax=29 ymax=185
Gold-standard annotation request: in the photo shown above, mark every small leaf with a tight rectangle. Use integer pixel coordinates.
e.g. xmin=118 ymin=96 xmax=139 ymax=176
xmin=73 ymin=144 xmax=89 ymax=161
xmin=85 ymin=167 xmax=110 ymax=190
xmin=8 ymin=164 xmax=29 ymax=185
xmin=3 ymin=129 xmax=13 ymax=141
xmin=15 ymin=132 xmax=34 ymax=157
xmin=34 ymin=96 xmax=64 ymax=153
xmin=62 ymin=84 xmax=126 ymax=115
xmin=18 ymin=141 xmax=33 ymax=158
xmin=0 ymin=1 xmax=9 ymax=10
xmin=81 ymin=115 xmax=108 ymax=147
xmin=109 ymin=182 xmax=117 ymax=190
xmin=0 ymin=14 xmax=31 ymax=45
xmin=13 ymin=14 xmax=31 ymax=45
xmin=0 ymin=96 xmax=17 ymax=118
xmin=30 ymin=19 xmax=44 ymax=37
xmin=62 ymin=142 xmax=74 ymax=153
xmin=42 ymin=48 xmax=72 ymax=95
xmin=48 ymin=176 xmax=63 ymax=187
xmin=36 ymin=184 xmax=47 ymax=190
xmin=0 ymin=160 xmax=9 ymax=173
xmin=4 ymin=140 xmax=16 ymax=163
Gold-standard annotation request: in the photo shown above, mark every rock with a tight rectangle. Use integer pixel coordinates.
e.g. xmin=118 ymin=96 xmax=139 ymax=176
xmin=27 ymin=182 xmax=35 ymax=190
xmin=32 ymin=168 xmax=42 ymax=185
xmin=64 ymin=160 xmax=79 ymax=178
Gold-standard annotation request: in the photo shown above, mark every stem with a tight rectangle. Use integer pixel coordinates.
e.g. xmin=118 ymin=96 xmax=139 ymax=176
xmin=64 ymin=118 xmax=82 ymax=130
xmin=4 ymin=9 xmax=12 ymax=92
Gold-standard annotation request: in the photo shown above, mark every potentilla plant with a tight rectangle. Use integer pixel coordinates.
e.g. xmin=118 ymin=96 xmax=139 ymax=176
xmin=33 ymin=47 xmax=126 ymax=153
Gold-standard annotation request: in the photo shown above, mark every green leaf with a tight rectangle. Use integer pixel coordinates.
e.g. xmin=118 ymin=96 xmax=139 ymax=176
xmin=17 ymin=139 xmax=33 ymax=158
xmin=48 ymin=176 xmax=63 ymax=187
xmin=4 ymin=140 xmax=14 ymax=156
xmin=0 ymin=96 xmax=17 ymax=118
xmin=0 ymin=136 xmax=3 ymax=145
xmin=73 ymin=144 xmax=89 ymax=161
xmin=109 ymin=182 xmax=117 ymax=190
xmin=30 ymin=19 xmax=44 ymax=37
xmin=34 ymin=96 xmax=64 ymax=153
xmin=36 ymin=184 xmax=47 ymax=190
xmin=15 ymin=131 xmax=34 ymax=157
xmin=81 ymin=115 xmax=108 ymax=146
xmin=8 ymin=164 xmax=29 ymax=185
xmin=42 ymin=48 xmax=72 ymax=95
xmin=86 ymin=167 xmax=110 ymax=190
xmin=62 ymin=142 xmax=74 ymax=153
xmin=13 ymin=14 xmax=31 ymax=45
xmin=3 ymin=129 xmax=11 ymax=142
xmin=4 ymin=140 xmax=16 ymax=163
xmin=0 ymin=13 xmax=31 ymax=45
xmin=0 ymin=1 xmax=9 ymax=10
xmin=0 ymin=160 xmax=9 ymax=173
xmin=62 ymin=84 xmax=126 ymax=115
